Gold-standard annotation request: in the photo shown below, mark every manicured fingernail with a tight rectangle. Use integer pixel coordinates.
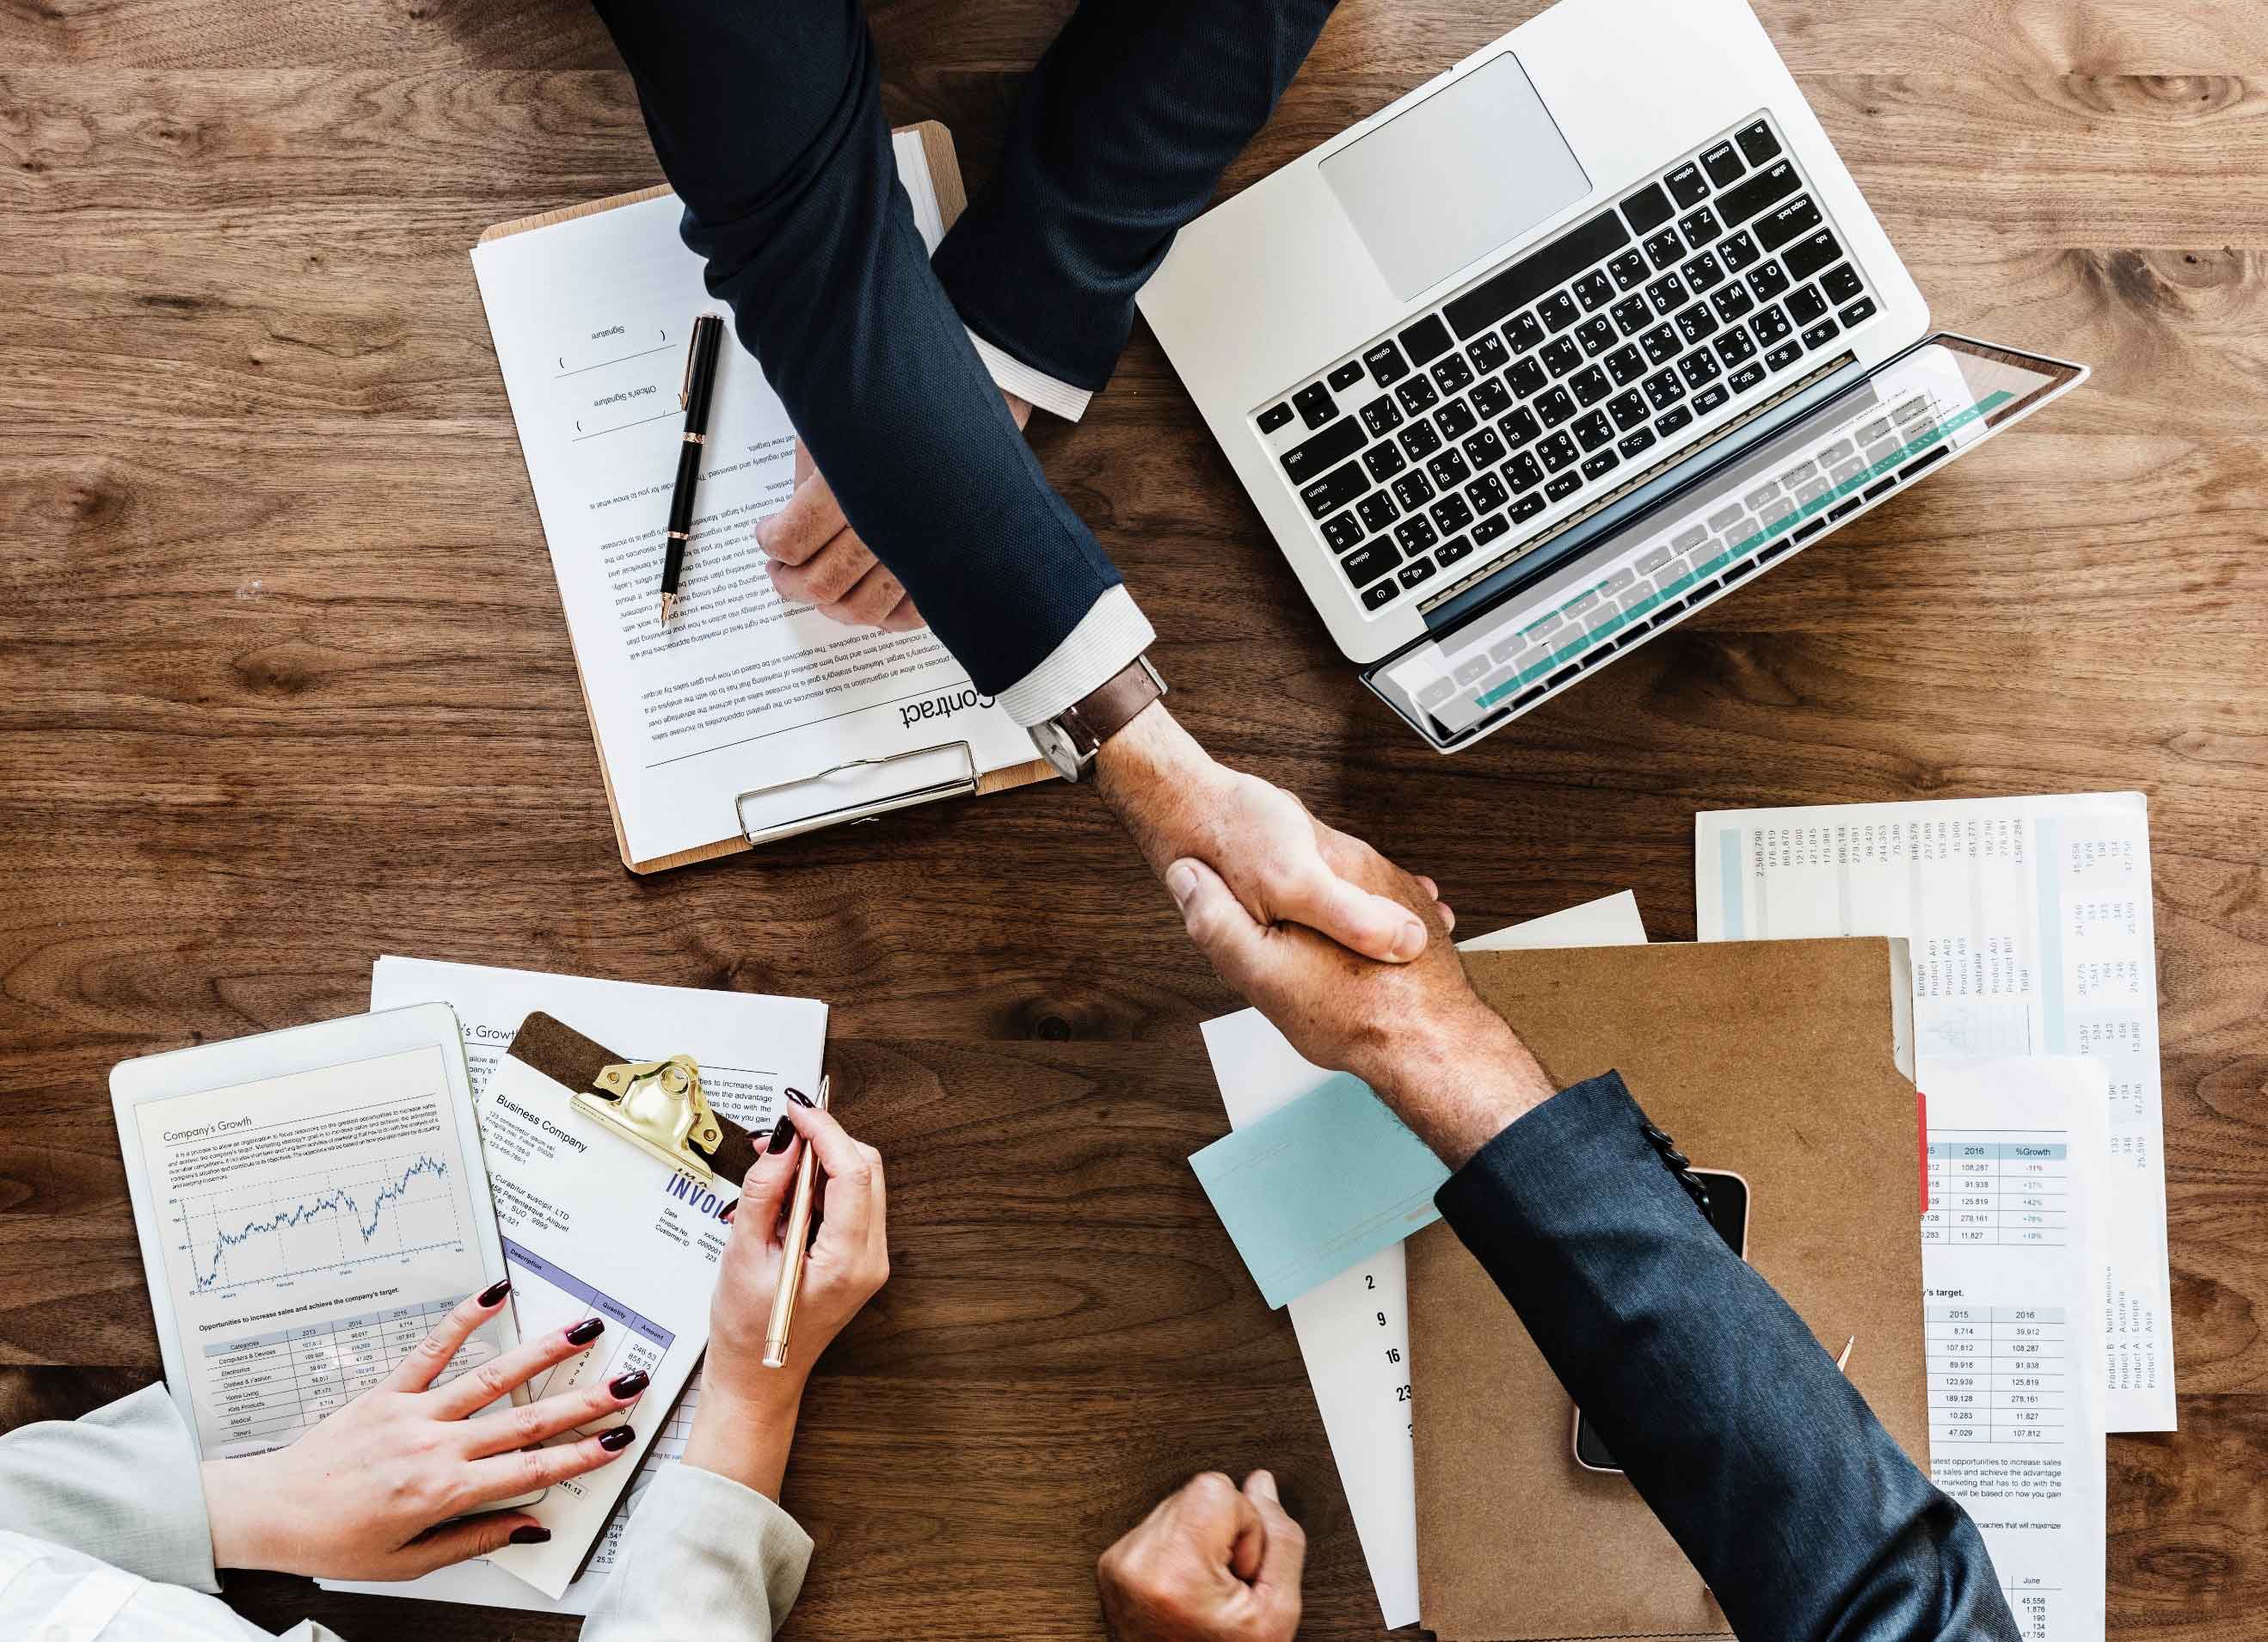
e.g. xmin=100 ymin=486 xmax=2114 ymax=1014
xmin=1392 ymin=919 xmax=1426 ymax=961
xmin=1165 ymin=860 xmax=1197 ymax=905
xmin=599 ymin=1425 xmax=636 ymax=1452
xmin=509 ymin=1525 xmax=551 ymax=1545
xmin=610 ymin=1370 xmax=649 ymax=1399
xmin=477 ymin=1277 xmax=513 ymax=1307
xmin=721 ymin=1198 xmax=737 ymax=1222
xmin=785 ymin=1087 xmax=814 ymax=1109
xmin=566 ymin=1318 xmax=605 ymax=1346
xmin=767 ymin=1115 xmax=795 ymax=1153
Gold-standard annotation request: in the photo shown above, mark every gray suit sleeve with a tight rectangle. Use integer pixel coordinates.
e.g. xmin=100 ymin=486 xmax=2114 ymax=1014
xmin=580 ymin=1462 xmax=813 ymax=1642
xmin=0 ymin=1383 xmax=221 ymax=1594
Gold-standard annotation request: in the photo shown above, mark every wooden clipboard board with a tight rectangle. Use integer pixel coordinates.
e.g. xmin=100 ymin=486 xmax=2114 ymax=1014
xmin=478 ymin=121 xmax=1053 ymax=876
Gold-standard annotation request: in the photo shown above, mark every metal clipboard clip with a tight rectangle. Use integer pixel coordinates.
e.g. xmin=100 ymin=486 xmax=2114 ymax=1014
xmin=572 ymin=1054 xmax=725 ymax=1188
xmin=734 ymin=740 xmax=978 ymax=847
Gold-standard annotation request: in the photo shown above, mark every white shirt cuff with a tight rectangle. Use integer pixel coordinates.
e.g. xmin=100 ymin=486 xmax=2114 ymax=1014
xmin=995 ymin=585 xmax=1157 ymax=727
xmin=967 ymin=329 xmax=1094 ymax=422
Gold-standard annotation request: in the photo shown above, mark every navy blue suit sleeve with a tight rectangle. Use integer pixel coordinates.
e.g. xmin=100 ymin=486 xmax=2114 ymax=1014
xmin=931 ymin=0 xmax=1341 ymax=391
xmin=588 ymin=0 xmax=1124 ymax=695
xmin=1435 ymin=1072 xmax=2020 ymax=1642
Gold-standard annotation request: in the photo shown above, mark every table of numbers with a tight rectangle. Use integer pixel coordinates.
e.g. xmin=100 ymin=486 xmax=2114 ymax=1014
xmin=203 ymin=1293 xmax=491 ymax=1456
xmin=1922 ymin=1135 xmax=2068 ymax=1246
xmin=1927 ymin=1303 xmax=2068 ymax=1445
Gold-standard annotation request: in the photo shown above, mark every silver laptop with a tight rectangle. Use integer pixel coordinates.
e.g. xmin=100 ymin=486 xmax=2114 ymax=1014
xmin=1137 ymin=0 xmax=2084 ymax=750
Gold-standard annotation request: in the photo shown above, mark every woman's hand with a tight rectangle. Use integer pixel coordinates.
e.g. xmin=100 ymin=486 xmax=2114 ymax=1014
xmin=680 ymin=1098 xmax=891 ymax=1499
xmin=201 ymin=1284 xmax=646 ymax=1579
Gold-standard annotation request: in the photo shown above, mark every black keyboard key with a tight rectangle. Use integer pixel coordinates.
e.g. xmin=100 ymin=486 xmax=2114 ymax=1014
xmin=1360 ymin=394 xmax=1404 ymax=436
xmin=1656 ymin=403 xmax=1694 ymax=438
xmin=1320 ymin=510 xmax=1363 ymax=553
xmin=1623 ymin=181 xmax=1675 ymax=234
xmin=1499 ymin=406 xmax=1542 ymax=449
xmin=1721 ymin=558 xmax=1753 ymax=585
xmin=1784 ymin=229 xmax=1843 ymax=284
xmin=1570 ymin=365 xmax=1613 ymax=407
xmin=1747 ymin=261 xmax=1792 ymax=303
xmin=1510 ymin=493 xmax=1547 ymax=523
xmin=1766 ymin=339 xmax=1805 ymax=372
xmin=1577 ymin=316 xmax=1618 ymax=357
xmin=1755 ymin=195 xmax=1822 ymax=251
xmin=1536 ymin=386 xmax=1577 ymax=427
xmin=1472 ymin=512 xmax=1512 ymax=546
xmin=1328 ymin=360 xmax=1367 ymax=391
xmin=1257 ymin=402 xmax=1294 ymax=433
xmin=1428 ymin=449 xmax=1473 ymax=489
xmin=1644 ymin=229 xmax=1686 ymax=270
xmin=1607 ymin=390 xmax=1649 ymax=432
xmin=1801 ymin=317 xmax=1842 ymax=350
xmin=1714 ymin=326 xmax=1756 ymax=366
xmin=1750 ymin=304 xmax=1792 ymax=346
xmin=1677 ymin=206 xmax=1723 ymax=249
xmin=1573 ymin=410 xmax=1613 ymax=452
xmin=1539 ymin=291 xmax=1581 ymax=333
xmin=1664 ymin=163 xmax=1710 ymax=208
xmin=1393 ymin=514 xmax=1440 ymax=554
xmin=1362 ymin=340 xmax=1411 ymax=386
xmin=1293 ymin=382 xmax=1337 ymax=428
xmin=1677 ymin=348 xmax=1722 ymax=390
xmin=1618 ymin=425 xmax=1657 ymax=459
xmin=1640 ymin=324 xmax=1681 ymax=366
xmin=1471 ymin=376 xmax=1514 ymax=420
xmin=1681 ymin=250 xmax=1727 ymax=294
xmin=1436 ymin=534 xmax=1474 ymax=569
xmin=1675 ymin=304 xmax=1719 ymax=346
xmin=1466 ymin=470 xmax=1509 ymax=513
xmin=1435 ymin=398 xmax=1478 ymax=440
xmin=1611 ymin=294 xmax=1653 ymax=336
xmin=1609 ymin=249 xmax=1651 ymax=292
xmin=1505 ymin=451 xmax=1545 ymax=492
xmin=1280 ymin=415 xmax=1365 ymax=480
xmin=1736 ymin=120 xmax=1781 ymax=165
xmin=1508 ymin=356 xmax=1548 ymax=398
xmin=1398 ymin=557 xmax=1438 ymax=590
xmin=1362 ymin=440 xmax=1407 ymax=483
xmin=1431 ymin=354 xmax=1475 ymax=395
xmin=1361 ymin=578 xmax=1401 ymax=610
xmin=1398 ymin=420 xmax=1441 ymax=459
xmin=1392 ymin=470 xmax=1436 ymax=509
xmin=1545 ymin=470 xmax=1583 ymax=502
xmin=1396 ymin=375 xmax=1440 ymax=415
xmin=1504 ymin=311 xmax=1546 ymax=354
xmin=1821 ymin=264 xmax=1865 ymax=305
xmin=1828 ymin=499 xmax=1859 ymax=523
xmin=1300 ymin=461 xmax=1367 ymax=518
xmin=1718 ymin=230 xmax=1761 ymax=273
xmin=1711 ymin=283 xmax=1755 ymax=324
xmin=1442 ymin=210 xmax=1632 ymax=338
xmin=1574 ymin=270 xmax=1617 ymax=312
xmin=1398 ymin=313 xmax=1454 ymax=365
xmin=1582 ymin=448 xmax=1620 ymax=482
xmin=1719 ymin=160 xmax=1799 ymax=228
xmin=1728 ymin=362 xmax=1766 ymax=394
xmin=1642 ymin=368 xmax=1685 ymax=410
xmin=1462 ymin=427 xmax=1508 ymax=470
xmin=1466 ymin=333 xmax=1510 ymax=375
xmin=1356 ymin=492 xmax=1399 ymax=532
xmin=1839 ymin=296 xmax=1878 ymax=329
xmin=1692 ymin=382 xmax=1730 ymax=415
xmin=1605 ymin=344 xmax=1648 ymax=386
xmin=1786 ymin=285 xmax=1828 ymax=325
xmin=1645 ymin=271 xmax=1690 ymax=315
xmin=1538 ymin=430 xmax=1579 ymax=472
xmin=1701 ymin=141 xmax=1746 ymax=188
xmin=1343 ymin=538 xmax=1401 ymax=586
xmin=1541 ymin=335 xmax=1583 ymax=377
xmin=1429 ymin=491 xmax=1474 ymax=533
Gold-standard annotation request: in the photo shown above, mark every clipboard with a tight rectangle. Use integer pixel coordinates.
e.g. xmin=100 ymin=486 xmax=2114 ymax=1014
xmin=478 ymin=121 xmax=1054 ymax=875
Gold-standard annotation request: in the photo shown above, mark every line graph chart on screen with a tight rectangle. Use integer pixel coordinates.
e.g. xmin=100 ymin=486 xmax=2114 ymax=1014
xmin=175 ymin=1141 xmax=469 ymax=1293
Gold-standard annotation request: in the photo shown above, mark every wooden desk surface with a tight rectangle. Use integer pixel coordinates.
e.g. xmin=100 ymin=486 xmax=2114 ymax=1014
xmin=3 ymin=1 xmax=2265 ymax=1636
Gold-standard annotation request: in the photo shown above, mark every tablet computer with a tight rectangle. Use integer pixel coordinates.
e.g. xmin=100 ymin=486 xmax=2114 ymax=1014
xmin=112 ymin=1004 xmax=529 ymax=1465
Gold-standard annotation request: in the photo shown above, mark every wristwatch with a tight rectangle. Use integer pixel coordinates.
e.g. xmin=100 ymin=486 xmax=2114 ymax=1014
xmin=1029 ymin=655 xmax=1168 ymax=783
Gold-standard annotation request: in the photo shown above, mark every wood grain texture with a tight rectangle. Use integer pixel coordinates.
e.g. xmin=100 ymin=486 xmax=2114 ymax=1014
xmin=3 ymin=0 xmax=2265 ymax=1636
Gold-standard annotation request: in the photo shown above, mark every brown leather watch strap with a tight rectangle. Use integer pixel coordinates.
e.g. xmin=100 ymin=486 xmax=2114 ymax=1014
xmin=1056 ymin=655 xmax=1166 ymax=753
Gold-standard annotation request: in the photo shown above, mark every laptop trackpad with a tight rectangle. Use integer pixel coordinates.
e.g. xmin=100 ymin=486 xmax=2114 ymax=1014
xmin=1320 ymin=52 xmax=1591 ymax=302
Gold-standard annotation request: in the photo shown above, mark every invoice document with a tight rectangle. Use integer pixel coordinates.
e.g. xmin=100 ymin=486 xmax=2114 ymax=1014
xmin=321 ymin=956 xmax=827 ymax=1612
xmin=1198 ymin=892 xmax=1649 ymax=1628
xmin=1695 ymin=792 xmax=2173 ymax=1431
xmin=1919 ymin=1056 xmax=2109 ymax=1642
xmin=470 ymin=130 xmax=1035 ymax=867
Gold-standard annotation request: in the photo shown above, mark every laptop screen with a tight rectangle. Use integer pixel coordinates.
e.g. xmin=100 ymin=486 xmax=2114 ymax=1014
xmin=1362 ymin=335 xmax=2082 ymax=749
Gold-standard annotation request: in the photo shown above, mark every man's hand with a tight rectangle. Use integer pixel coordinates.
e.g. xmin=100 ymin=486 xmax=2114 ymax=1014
xmin=755 ymin=391 xmax=1033 ymax=630
xmin=1096 ymin=704 xmax=1451 ymax=966
xmin=1097 ymin=1470 xmax=1306 ymax=1642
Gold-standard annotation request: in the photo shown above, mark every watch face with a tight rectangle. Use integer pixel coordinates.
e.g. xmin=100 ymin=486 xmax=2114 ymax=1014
xmin=1030 ymin=720 xmax=1083 ymax=782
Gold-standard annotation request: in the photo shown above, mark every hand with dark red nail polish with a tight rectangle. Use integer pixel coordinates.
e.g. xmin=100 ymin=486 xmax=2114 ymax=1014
xmin=566 ymin=1317 xmax=605 ymax=1346
xmin=477 ymin=1276 xmax=513 ymax=1307
xmin=599 ymin=1426 xmax=637 ymax=1452
xmin=611 ymin=1369 xmax=650 ymax=1399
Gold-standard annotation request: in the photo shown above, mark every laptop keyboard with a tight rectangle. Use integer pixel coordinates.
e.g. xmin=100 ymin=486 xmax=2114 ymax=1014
xmin=1256 ymin=114 xmax=1878 ymax=614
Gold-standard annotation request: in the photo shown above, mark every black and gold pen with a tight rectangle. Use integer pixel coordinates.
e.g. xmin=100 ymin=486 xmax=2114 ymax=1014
xmin=660 ymin=313 xmax=725 ymax=624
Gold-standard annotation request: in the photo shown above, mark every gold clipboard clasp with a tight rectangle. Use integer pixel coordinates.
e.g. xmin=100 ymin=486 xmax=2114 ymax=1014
xmin=574 ymin=1055 xmax=723 ymax=1187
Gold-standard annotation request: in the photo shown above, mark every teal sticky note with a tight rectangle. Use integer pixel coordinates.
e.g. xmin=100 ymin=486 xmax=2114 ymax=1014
xmin=1188 ymin=1073 xmax=1449 ymax=1308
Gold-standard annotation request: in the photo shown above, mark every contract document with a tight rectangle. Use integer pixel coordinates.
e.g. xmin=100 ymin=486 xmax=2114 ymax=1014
xmin=1919 ymin=1056 xmax=2109 ymax=1642
xmin=321 ymin=956 xmax=827 ymax=1613
xmin=1198 ymin=892 xmax=1649 ymax=1628
xmin=1696 ymin=792 xmax=2173 ymax=1432
xmin=470 ymin=129 xmax=1037 ymax=869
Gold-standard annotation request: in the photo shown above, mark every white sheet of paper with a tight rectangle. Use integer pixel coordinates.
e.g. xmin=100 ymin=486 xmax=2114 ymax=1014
xmin=1694 ymin=792 xmax=2173 ymax=1431
xmin=1198 ymin=891 xmax=1649 ymax=1629
xmin=468 ymin=130 xmax=1033 ymax=865
xmin=319 ymin=956 xmax=827 ymax=1613
xmin=1919 ymin=1056 xmax=2109 ymax=1642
